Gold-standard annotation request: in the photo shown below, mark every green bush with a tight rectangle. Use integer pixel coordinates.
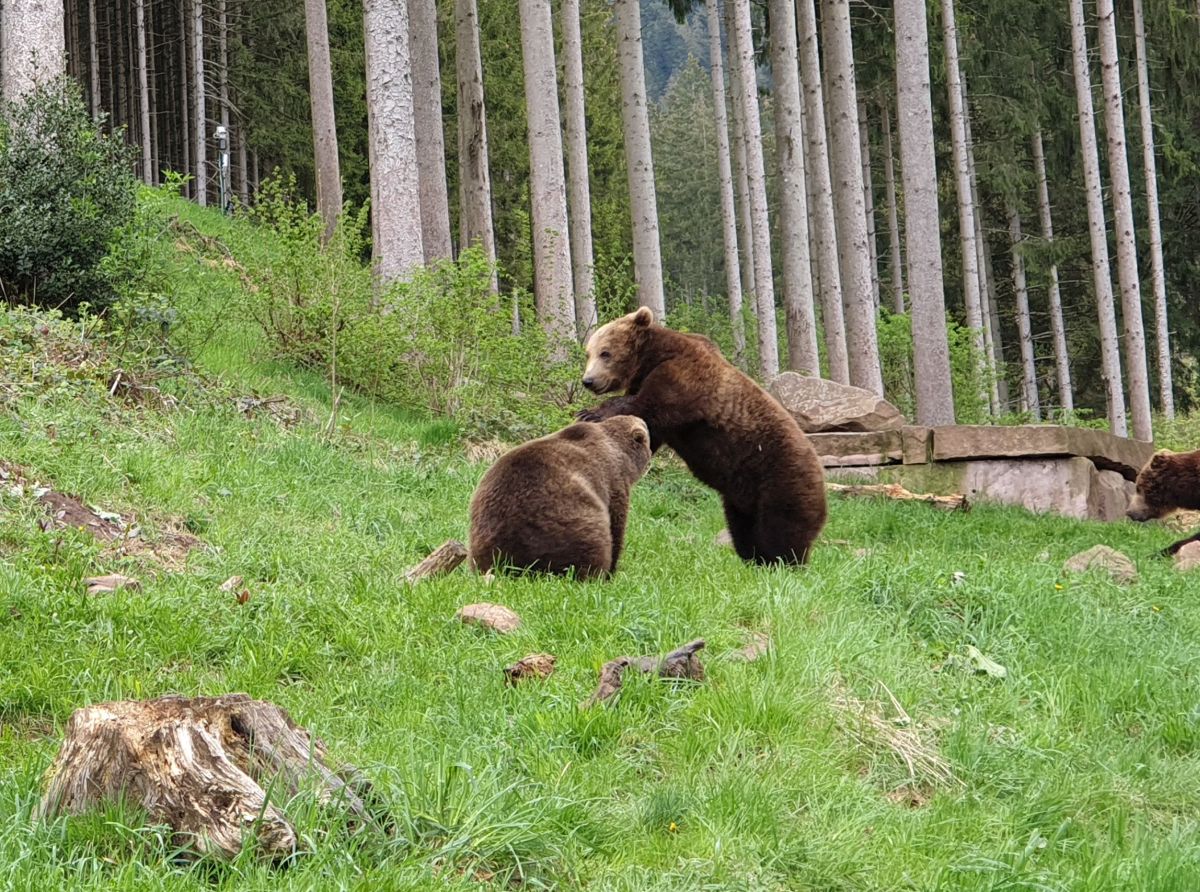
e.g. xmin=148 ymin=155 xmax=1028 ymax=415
xmin=0 ymin=79 xmax=137 ymax=311
xmin=239 ymin=176 xmax=580 ymax=439
xmin=877 ymin=310 xmax=994 ymax=423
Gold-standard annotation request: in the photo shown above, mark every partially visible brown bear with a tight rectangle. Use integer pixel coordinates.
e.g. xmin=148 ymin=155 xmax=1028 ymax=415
xmin=468 ymin=415 xmax=651 ymax=579
xmin=1126 ymin=448 xmax=1200 ymax=555
xmin=577 ymin=307 xmax=827 ymax=565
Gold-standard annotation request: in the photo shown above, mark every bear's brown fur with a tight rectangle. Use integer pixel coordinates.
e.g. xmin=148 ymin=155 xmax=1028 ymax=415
xmin=578 ymin=307 xmax=827 ymax=565
xmin=1126 ymin=448 xmax=1200 ymax=555
xmin=468 ymin=415 xmax=651 ymax=579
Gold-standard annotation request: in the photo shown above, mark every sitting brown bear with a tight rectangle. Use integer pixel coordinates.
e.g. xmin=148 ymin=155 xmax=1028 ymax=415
xmin=577 ymin=307 xmax=827 ymax=565
xmin=468 ymin=415 xmax=651 ymax=579
xmin=1126 ymin=449 xmax=1200 ymax=556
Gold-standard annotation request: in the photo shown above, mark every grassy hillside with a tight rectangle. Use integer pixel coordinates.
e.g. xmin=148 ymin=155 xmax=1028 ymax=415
xmin=2 ymin=200 xmax=1199 ymax=891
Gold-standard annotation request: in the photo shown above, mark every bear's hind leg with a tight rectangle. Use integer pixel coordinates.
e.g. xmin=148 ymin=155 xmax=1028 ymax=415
xmin=722 ymin=499 xmax=758 ymax=562
xmin=747 ymin=495 xmax=819 ymax=566
xmin=1162 ymin=530 xmax=1200 ymax=557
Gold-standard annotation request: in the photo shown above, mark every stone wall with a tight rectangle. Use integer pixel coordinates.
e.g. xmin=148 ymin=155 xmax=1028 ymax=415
xmin=810 ymin=425 xmax=1155 ymax=522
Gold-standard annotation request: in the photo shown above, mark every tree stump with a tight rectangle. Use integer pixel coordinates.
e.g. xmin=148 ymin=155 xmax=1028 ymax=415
xmin=37 ymin=694 xmax=372 ymax=861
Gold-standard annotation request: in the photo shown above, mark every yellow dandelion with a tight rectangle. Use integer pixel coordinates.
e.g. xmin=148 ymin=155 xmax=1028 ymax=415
xmin=1054 ymin=583 xmax=1064 ymax=591
xmin=668 ymin=822 xmax=678 ymax=833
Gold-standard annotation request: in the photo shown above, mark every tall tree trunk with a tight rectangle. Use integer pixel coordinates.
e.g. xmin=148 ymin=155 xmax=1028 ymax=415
xmin=147 ymin=0 xmax=159 ymax=184
xmin=1096 ymin=0 xmax=1151 ymax=441
xmin=730 ymin=0 xmax=779 ymax=378
xmin=1007 ymin=201 xmax=1040 ymax=421
xmin=1132 ymin=0 xmax=1173 ymax=420
xmin=894 ymin=0 xmax=954 ymax=424
xmin=364 ymin=0 xmax=425 ymax=282
xmin=769 ymin=0 xmax=818 ymax=374
xmin=136 ymin=0 xmax=153 ymax=183
xmin=614 ymin=0 xmax=666 ymax=321
xmin=179 ymin=0 xmax=191 ymax=199
xmin=880 ymin=99 xmax=904 ymax=314
xmin=192 ymin=0 xmax=207 ymax=205
xmin=939 ymin=0 xmax=985 ymax=410
xmin=409 ymin=0 xmax=454 ymax=263
xmin=1069 ymin=0 xmax=1125 ymax=436
xmin=560 ymin=0 xmax=597 ymax=334
xmin=217 ymin=0 xmax=230 ymax=204
xmin=724 ymin=0 xmax=755 ymax=308
xmin=304 ymin=0 xmax=343 ymax=240
xmin=705 ymin=0 xmax=745 ymax=364
xmin=961 ymin=74 xmax=1003 ymax=412
xmin=857 ymin=99 xmax=880 ymax=309
xmin=797 ymin=0 xmax=848 ymax=383
xmin=455 ymin=0 xmax=498 ymax=289
xmin=115 ymin=0 xmax=127 ymax=129
xmin=821 ymin=0 xmax=881 ymax=394
xmin=1031 ymin=128 xmax=1073 ymax=414
xmin=518 ymin=0 xmax=576 ymax=346
xmin=88 ymin=0 xmax=100 ymax=117
xmin=236 ymin=125 xmax=249 ymax=205
xmin=801 ymin=97 xmax=823 ymax=326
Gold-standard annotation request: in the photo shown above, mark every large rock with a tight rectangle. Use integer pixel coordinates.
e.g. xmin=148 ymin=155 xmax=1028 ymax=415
xmin=1063 ymin=545 xmax=1138 ymax=585
xmin=768 ymin=373 xmax=906 ymax=433
xmin=1087 ymin=468 xmax=1136 ymax=522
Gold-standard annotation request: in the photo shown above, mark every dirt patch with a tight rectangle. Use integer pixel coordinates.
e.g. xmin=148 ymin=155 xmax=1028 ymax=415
xmin=885 ymin=784 xmax=933 ymax=809
xmin=2 ymin=462 xmax=201 ymax=570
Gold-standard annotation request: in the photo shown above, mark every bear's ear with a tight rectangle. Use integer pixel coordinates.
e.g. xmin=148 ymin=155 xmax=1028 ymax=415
xmin=1149 ymin=451 xmax=1171 ymax=469
xmin=632 ymin=306 xmax=654 ymax=327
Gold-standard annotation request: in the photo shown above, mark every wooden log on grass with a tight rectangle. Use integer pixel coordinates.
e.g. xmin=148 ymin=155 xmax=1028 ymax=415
xmin=37 ymin=694 xmax=372 ymax=860
xmin=583 ymin=639 xmax=706 ymax=708
xmin=826 ymin=482 xmax=969 ymax=512
xmin=404 ymin=539 xmax=468 ymax=584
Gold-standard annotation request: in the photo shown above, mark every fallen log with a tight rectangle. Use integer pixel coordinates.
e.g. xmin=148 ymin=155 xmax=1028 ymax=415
xmin=582 ymin=639 xmax=706 ymax=708
xmin=826 ymin=482 xmax=969 ymax=512
xmin=37 ymin=694 xmax=373 ymax=861
xmin=404 ymin=539 xmax=467 ymax=584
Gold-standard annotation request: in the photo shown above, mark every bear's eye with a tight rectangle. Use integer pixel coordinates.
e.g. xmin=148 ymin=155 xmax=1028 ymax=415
xmin=600 ymin=350 xmax=611 ymax=360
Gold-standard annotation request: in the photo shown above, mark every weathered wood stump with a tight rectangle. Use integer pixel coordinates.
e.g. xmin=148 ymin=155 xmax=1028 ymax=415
xmin=404 ymin=539 xmax=467 ymax=584
xmin=37 ymin=694 xmax=371 ymax=860
xmin=582 ymin=639 xmax=706 ymax=708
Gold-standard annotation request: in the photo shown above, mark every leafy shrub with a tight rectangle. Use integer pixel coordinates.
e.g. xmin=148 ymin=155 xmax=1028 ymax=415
xmin=0 ymin=304 xmax=207 ymax=419
xmin=239 ymin=177 xmax=581 ymax=439
xmin=0 ymin=79 xmax=137 ymax=311
xmin=877 ymin=310 xmax=994 ymax=423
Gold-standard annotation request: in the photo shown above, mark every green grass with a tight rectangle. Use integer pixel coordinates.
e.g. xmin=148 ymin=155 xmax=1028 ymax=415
xmin=2 ymin=203 xmax=1200 ymax=890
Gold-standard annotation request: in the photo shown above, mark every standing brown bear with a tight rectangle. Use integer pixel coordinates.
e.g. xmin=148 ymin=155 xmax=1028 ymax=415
xmin=577 ymin=307 xmax=827 ymax=565
xmin=1126 ymin=449 xmax=1200 ymax=555
xmin=468 ymin=415 xmax=651 ymax=579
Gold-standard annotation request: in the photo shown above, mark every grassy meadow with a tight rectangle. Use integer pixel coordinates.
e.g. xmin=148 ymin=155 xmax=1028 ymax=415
xmin=1 ymin=201 xmax=1200 ymax=891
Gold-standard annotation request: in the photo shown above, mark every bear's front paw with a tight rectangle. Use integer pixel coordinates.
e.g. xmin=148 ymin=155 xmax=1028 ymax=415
xmin=576 ymin=407 xmax=606 ymax=423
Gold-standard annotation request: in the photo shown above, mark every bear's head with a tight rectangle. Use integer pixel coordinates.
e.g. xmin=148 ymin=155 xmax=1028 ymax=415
xmin=1127 ymin=451 xmax=1176 ymax=522
xmin=600 ymin=414 xmax=652 ymax=475
xmin=582 ymin=307 xmax=654 ymax=394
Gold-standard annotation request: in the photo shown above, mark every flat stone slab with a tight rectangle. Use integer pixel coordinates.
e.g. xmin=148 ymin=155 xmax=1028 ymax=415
xmin=808 ymin=431 xmax=902 ymax=468
xmin=929 ymin=425 xmax=1154 ymax=480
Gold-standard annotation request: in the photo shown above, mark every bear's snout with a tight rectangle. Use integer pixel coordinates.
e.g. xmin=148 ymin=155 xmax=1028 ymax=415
xmin=1126 ymin=493 xmax=1156 ymax=522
